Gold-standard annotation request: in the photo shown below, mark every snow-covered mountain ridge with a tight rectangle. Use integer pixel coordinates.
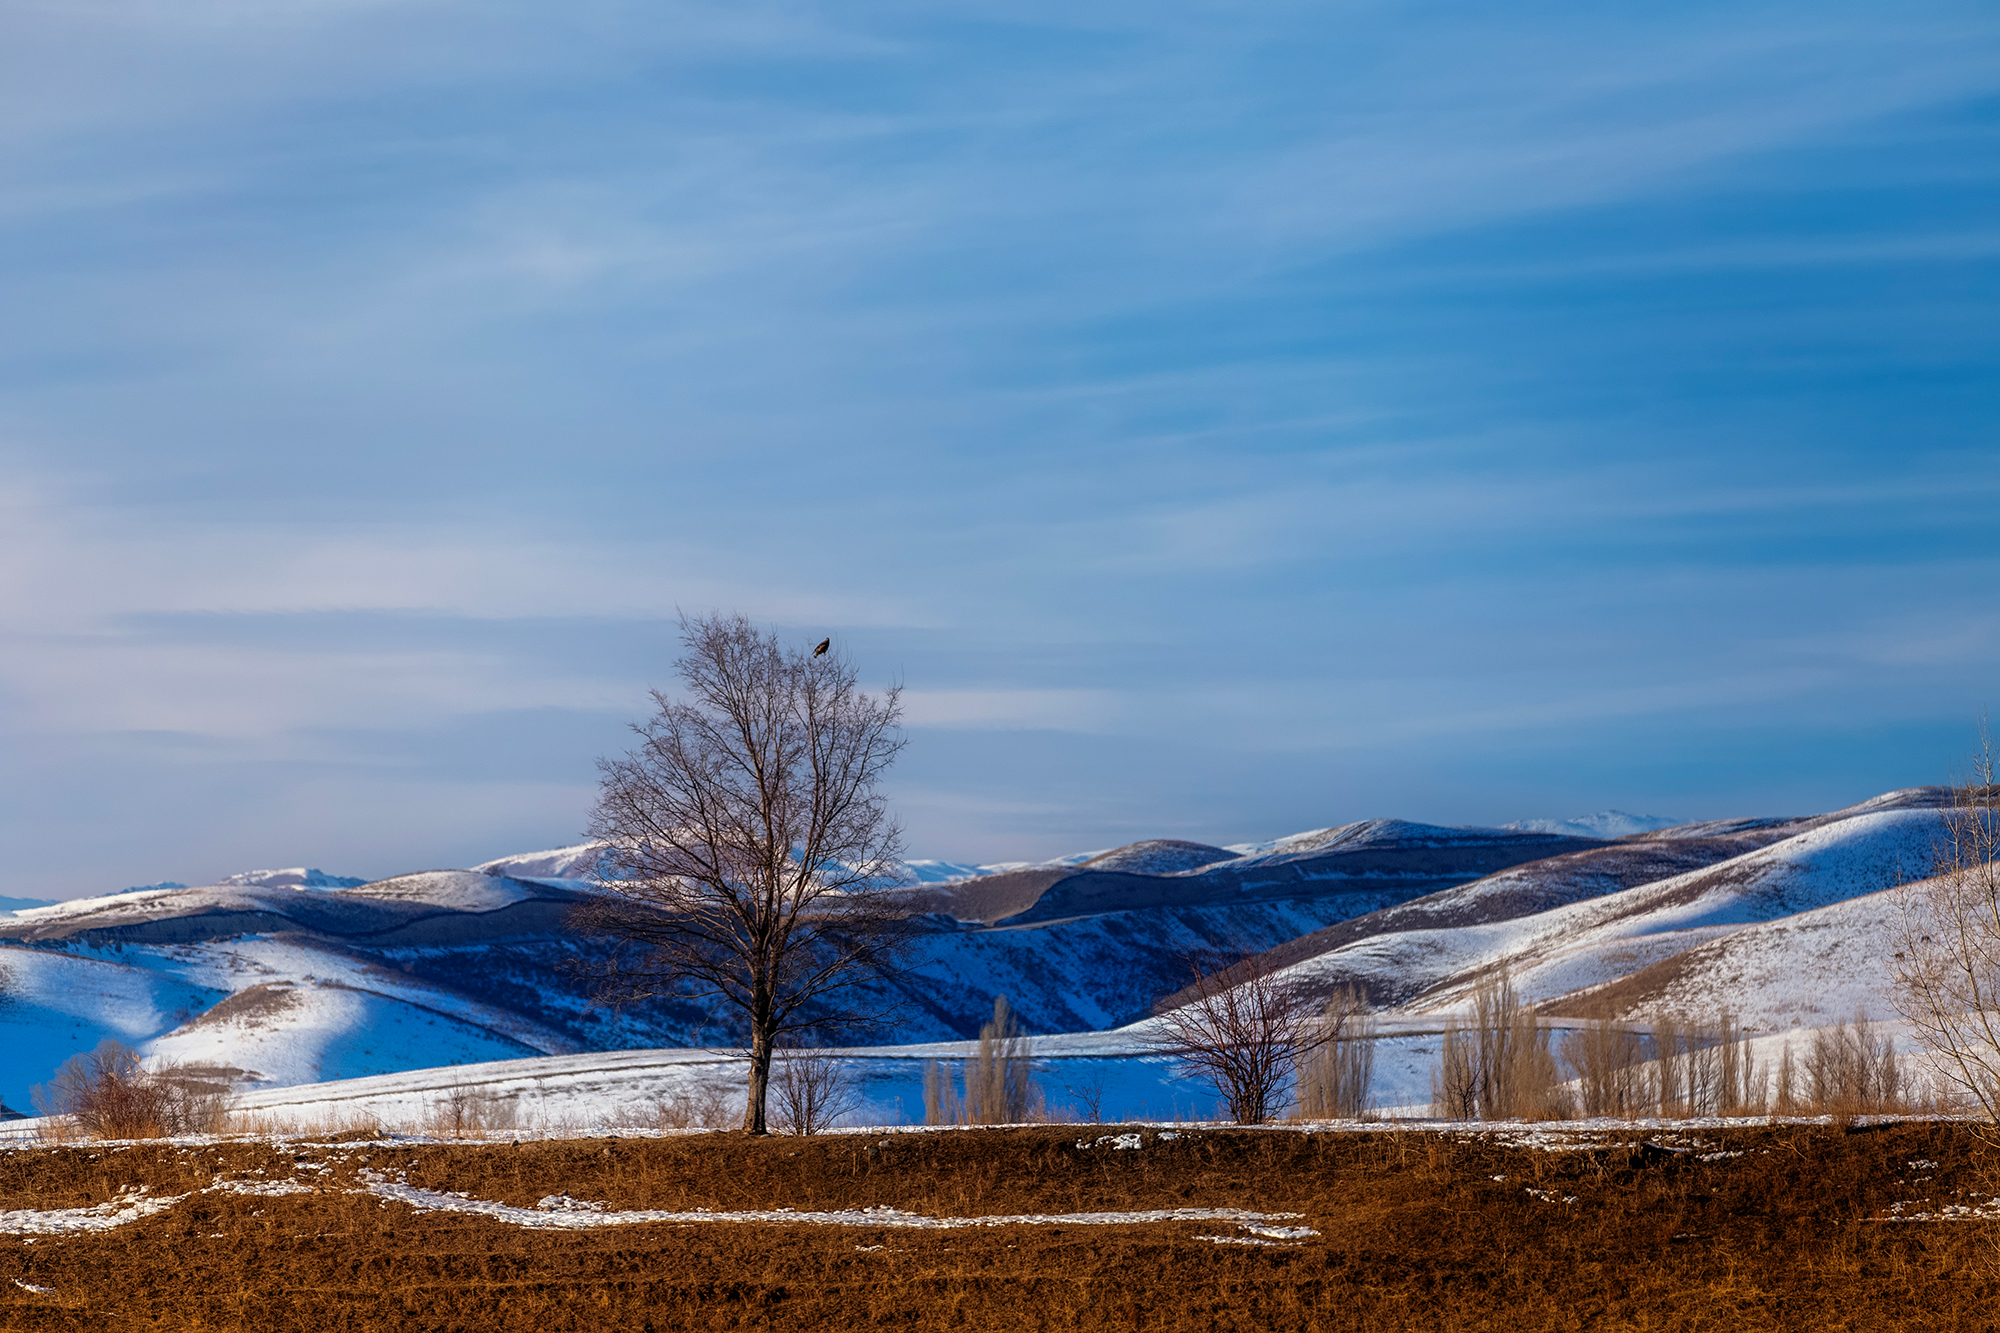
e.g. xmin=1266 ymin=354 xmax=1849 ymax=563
xmin=1504 ymin=811 xmax=1681 ymax=838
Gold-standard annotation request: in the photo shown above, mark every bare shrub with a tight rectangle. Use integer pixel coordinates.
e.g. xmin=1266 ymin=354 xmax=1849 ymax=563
xmin=31 ymin=1041 xmax=231 ymax=1139
xmin=1296 ymin=987 xmax=1376 ymax=1119
xmin=924 ymin=995 xmax=1038 ymax=1125
xmin=1805 ymin=1011 xmax=1904 ymax=1115
xmin=631 ymin=1083 xmax=735 ymax=1131
xmin=1714 ymin=1011 xmax=1766 ymax=1116
xmin=1774 ymin=1042 xmax=1800 ymax=1115
xmin=1062 ymin=1070 xmax=1108 ymax=1124
xmin=425 ymin=1086 xmax=517 ymax=1138
xmin=771 ymin=1047 xmax=858 ymax=1135
xmin=1431 ymin=973 xmax=1571 ymax=1121
xmin=1146 ymin=958 xmax=1323 ymax=1125
xmin=1561 ymin=1019 xmax=1647 ymax=1118
xmin=1894 ymin=742 xmax=2000 ymax=1124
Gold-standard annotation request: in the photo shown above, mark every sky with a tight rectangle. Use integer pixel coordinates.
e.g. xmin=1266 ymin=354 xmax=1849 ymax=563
xmin=3 ymin=1 xmax=1999 ymax=895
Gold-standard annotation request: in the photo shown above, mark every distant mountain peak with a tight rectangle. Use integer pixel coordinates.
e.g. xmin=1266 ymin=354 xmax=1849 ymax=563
xmin=1503 ymin=811 xmax=1680 ymax=839
xmin=217 ymin=868 xmax=367 ymax=891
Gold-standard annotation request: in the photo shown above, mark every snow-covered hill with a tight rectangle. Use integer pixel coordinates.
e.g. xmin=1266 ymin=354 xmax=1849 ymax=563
xmin=0 ymin=789 xmax=1960 ymax=1116
xmin=1245 ymin=790 xmax=1952 ymax=1029
xmin=0 ymin=817 xmax=1600 ymax=1108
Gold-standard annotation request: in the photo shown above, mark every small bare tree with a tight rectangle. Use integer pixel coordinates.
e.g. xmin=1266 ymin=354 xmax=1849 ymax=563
xmin=1146 ymin=957 xmax=1322 ymax=1125
xmin=771 ymin=1046 xmax=859 ymax=1135
xmin=573 ymin=614 xmax=910 ymax=1135
xmin=1063 ymin=1069 xmax=1108 ymax=1124
xmin=923 ymin=995 xmax=1038 ymax=1125
xmin=1894 ymin=741 xmax=2000 ymax=1124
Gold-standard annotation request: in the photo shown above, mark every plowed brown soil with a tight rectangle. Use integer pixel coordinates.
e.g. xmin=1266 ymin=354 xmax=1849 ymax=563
xmin=2 ymin=1122 xmax=1996 ymax=1331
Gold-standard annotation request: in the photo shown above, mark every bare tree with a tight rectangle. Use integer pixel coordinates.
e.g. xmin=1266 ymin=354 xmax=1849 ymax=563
xmin=1146 ymin=957 xmax=1322 ymax=1125
xmin=573 ymin=614 xmax=910 ymax=1134
xmin=965 ymin=995 xmax=1035 ymax=1124
xmin=1894 ymin=740 xmax=2000 ymax=1124
xmin=1713 ymin=1010 xmax=1766 ymax=1117
xmin=1063 ymin=1069 xmax=1108 ymax=1124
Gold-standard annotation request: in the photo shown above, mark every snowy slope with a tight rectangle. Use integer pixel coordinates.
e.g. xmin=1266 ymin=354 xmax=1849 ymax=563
xmin=1265 ymin=806 xmax=1946 ymax=1016
xmin=1079 ymin=841 xmax=1239 ymax=876
xmin=1541 ymin=879 xmax=1923 ymax=1030
xmin=1505 ymin=812 xmax=1681 ymax=838
xmin=0 ymin=871 xmax=598 ymax=1110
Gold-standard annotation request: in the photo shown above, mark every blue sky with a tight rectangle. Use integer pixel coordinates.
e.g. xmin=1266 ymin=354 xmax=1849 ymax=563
xmin=3 ymin=2 xmax=1998 ymax=894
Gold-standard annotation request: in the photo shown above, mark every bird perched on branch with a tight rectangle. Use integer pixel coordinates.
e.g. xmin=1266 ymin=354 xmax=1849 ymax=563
xmin=813 ymin=637 xmax=830 ymax=657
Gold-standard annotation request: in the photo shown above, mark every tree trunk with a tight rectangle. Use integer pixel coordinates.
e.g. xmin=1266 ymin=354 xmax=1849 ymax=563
xmin=744 ymin=994 xmax=775 ymax=1134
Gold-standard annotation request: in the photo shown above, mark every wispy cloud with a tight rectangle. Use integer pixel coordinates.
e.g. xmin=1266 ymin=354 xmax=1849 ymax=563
xmin=0 ymin=1 xmax=1996 ymax=889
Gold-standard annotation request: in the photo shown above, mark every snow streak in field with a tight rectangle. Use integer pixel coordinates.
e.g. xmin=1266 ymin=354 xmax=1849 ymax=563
xmin=0 ymin=1190 xmax=183 ymax=1235
xmin=364 ymin=1176 xmax=1313 ymax=1235
xmin=0 ymin=1175 xmax=325 ymax=1236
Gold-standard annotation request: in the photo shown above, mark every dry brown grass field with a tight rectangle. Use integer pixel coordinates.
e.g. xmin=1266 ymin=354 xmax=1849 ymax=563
xmin=1 ymin=1122 xmax=1996 ymax=1331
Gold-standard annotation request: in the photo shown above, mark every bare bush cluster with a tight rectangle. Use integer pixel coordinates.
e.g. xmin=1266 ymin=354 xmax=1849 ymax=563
xmin=1296 ymin=987 xmax=1377 ymax=1119
xmin=926 ymin=996 xmax=1043 ymax=1125
xmin=628 ymin=1084 xmax=737 ymax=1132
xmin=1432 ymin=974 xmax=1570 ymax=1120
xmin=31 ymin=1041 xmax=231 ymax=1139
xmin=1476 ymin=1005 xmax=1911 ymax=1122
xmin=424 ymin=1086 xmax=519 ymax=1138
xmin=1801 ymin=1012 xmax=1906 ymax=1115
xmin=1644 ymin=1011 xmax=1766 ymax=1117
xmin=1562 ymin=1020 xmax=1648 ymax=1118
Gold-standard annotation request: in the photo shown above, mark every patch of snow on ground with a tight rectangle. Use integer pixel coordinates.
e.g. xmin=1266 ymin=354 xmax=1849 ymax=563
xmin=0 ymin=1189 xmax=184 ymax=1235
